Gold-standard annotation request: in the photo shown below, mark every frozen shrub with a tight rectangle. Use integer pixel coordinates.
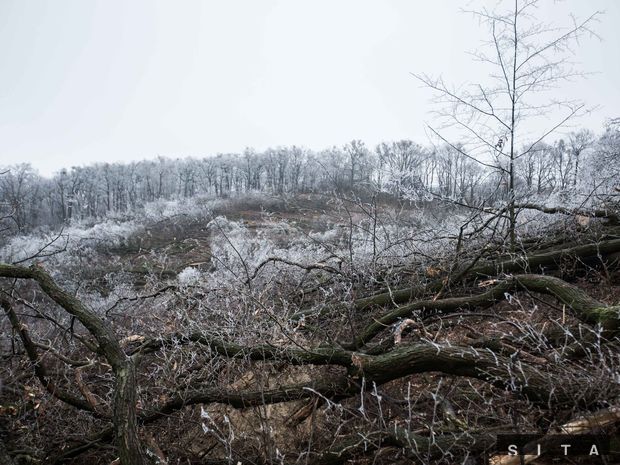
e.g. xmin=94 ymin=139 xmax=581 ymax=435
xmin=178 ymin=267 xmax=202 ymax=286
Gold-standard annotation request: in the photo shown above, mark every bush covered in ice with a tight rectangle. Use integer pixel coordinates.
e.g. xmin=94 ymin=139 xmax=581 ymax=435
xmin=178 ymin=266 xmax=202 ymax=286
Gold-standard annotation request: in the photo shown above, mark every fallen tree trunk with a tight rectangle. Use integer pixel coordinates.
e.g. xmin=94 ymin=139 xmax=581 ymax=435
xmin=350 ymin=273 xmax=619 ymax=349
xmin=347 ymin=281 xmax=513 ymax=349
xmin=515 ymin=203 xmax=619 ymax=224
xmin=137 ymin=333 xmax=584 ymax=405
xmin=514 ymin=274 xmax=619 ymax=331
xmin=357 ymin=343 xmax=557 ymax=404
xmin=350 ymin=238 xmax=620 ymax=312
xmin=141 ymin=376 xmax=354 ymax=423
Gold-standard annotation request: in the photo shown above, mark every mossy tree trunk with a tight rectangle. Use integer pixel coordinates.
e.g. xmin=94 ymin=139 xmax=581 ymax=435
xmin=0 ymin=264 xmax=150 ymax=465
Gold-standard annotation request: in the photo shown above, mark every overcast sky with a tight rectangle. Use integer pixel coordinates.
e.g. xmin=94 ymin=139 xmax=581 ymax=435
xmin=0 ymin=0 xmax=618 ymax=176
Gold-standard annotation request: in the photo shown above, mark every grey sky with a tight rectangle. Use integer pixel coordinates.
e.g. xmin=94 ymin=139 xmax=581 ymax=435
xmin=0 ymin=0 xmax=618 ymax=176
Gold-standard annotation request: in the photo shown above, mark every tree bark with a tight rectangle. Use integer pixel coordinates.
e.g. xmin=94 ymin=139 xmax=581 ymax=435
xmin=351 ymin=273 xmax=619 ymax=349
xmin=1 ymin=299 xmax=100 ymax=414
xmin=351 ymin=238 xmax=620 ymax=311
xmin=515 ymin=203 xmax=619 ymax=224
xmin=514 ymin=274 xmax=619 ymax=331
xmin=0 ymin=264 xmax=150 ymax=465
xmin=348 ymin=280 xmax=513 ymax=348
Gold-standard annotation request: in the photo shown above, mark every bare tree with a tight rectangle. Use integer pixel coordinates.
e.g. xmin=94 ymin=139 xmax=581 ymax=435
xmin=415 ymin=0 xmax=600 ymax=250
xmin=568 ymin=129 xmax=594 ymax=187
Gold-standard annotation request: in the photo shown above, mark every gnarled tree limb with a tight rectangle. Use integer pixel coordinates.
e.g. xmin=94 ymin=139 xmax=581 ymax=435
xmin=351 ymin=238 xmax=620 ymax=311
xmin=0 ymin=264 xmax=151 ymax=465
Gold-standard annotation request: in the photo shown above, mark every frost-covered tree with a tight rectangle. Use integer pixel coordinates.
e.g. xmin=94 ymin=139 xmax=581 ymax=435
xmin=415 ymin=0 xmax=601 ymax=249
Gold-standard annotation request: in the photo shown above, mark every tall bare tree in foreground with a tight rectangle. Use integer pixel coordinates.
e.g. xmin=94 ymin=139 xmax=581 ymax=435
xmin=415 ymin=0 xmax=600 ymax=250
